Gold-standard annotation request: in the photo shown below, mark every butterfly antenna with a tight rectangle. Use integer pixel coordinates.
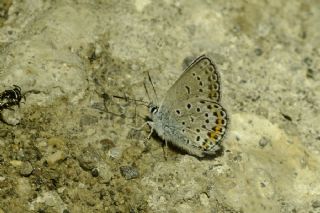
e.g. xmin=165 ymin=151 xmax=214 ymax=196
xmin=112 ymin=95 xmax=149 ymax=107
xmin=147 ymin=72 xmax=159 ymax=104
xmin=143 ymin=81 xmax=152 ymax=104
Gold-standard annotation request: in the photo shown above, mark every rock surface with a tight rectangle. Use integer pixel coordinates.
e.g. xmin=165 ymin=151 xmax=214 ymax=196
xmin=0 ymin=0 xmax=319 ymax=212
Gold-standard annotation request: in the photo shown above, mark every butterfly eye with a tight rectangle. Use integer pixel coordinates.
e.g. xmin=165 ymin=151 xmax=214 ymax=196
xmin=150 ymin=106 xmax=158 ymax=114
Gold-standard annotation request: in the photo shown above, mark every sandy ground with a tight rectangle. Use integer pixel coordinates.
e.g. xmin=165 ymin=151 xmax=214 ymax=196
xmin=0 ymin=0 xmax=319 ymax=212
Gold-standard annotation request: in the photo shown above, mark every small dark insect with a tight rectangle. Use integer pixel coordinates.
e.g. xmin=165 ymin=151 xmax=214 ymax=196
xmin=0 ymin=85 xmax=23 ymax=111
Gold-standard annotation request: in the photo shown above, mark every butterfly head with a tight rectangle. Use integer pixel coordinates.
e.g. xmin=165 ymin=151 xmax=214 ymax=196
xmin=148 ymin=103 xmax=159 ymax=116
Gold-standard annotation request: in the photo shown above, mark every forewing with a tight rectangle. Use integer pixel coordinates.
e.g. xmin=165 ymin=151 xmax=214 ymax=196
xmin=160 ymin=55 xmax=221 ymax=111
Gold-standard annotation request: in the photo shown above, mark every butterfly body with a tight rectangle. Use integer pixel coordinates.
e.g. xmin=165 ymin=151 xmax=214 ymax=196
xmin=148 ymin=55 xmax=228 ymax=158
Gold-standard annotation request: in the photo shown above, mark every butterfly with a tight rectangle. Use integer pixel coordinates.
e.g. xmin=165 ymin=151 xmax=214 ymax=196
xmin=147 ymin=55 xmax=228 ymax=157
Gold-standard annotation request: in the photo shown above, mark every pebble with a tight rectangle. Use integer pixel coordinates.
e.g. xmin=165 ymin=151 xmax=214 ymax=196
xmin=19 ymin=161 xmax=33 ymax=176
xmin=46 ymin=150 xmax=65 ymax=166
xmin=312 ymin=200 xmax=320 ymax=208
xmin=199 ymin=193 xmax=209 ymax=207
xmin=99 ymin=138 xmax=115 ymax=151
xmin=10 ymin=160 xmax=23 ymax=167
xmin=0 ymin=129 xmax=9 ymax=137
xmin=108 ymin=147 xmax=122 ymax=159
xmin=254 ymin=48 xmax=263 ymax=56
xmin=97 ymin=164 xmax=113 ymax=182
xmin=259 ymin=137 xmax=270 ymax=148
xmin=120 ymin=166 xmax=139 ymax=180
xmin=1 ymin=108 xmax=21 ymax=125
xmin=91 ymin=168 xmax=99 ymax=177
xmin=78 ymin=153 xmax=97 ymax=171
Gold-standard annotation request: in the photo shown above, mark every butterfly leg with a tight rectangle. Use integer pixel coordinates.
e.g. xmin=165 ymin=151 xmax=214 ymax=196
xmin=147 ymin=126 xmax=154 ymax=139
xmin=130 ymin=122 xmax=149 ymax=131
xmin=163 ymin=140 xmax=168 ymax=160
xmin=146 ymin=121 xmax=154 ymax=139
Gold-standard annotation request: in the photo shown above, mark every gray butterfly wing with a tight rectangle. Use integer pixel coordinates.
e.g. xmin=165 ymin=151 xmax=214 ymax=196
xmin=159 ymin=55 xmax=221 ymax=110
xmin=174 ymin=98 xmax=228 ymax=153
xmin=155 ymin=55 xmax=227 ymax=156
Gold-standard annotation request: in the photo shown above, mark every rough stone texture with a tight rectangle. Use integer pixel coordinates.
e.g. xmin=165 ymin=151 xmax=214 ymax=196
xmin=120 ymin=165 xmax=140 ymax=180
xmin=0 ymin=0 xmax=319 ymax=212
